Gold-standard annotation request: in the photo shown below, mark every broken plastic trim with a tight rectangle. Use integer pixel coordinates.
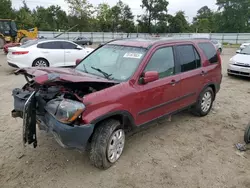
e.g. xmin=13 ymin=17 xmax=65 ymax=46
xmin=23 ymin=91 xmax=37 ymax=148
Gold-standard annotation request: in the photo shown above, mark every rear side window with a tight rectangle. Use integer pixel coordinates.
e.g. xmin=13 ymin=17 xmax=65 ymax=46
xmin=198 ymin=42 xmax=218 ymax=64
xmin=37 ymin=42 xmax=62 ymax=49
xmin=176 ymin=45 xmax=201 ymax=72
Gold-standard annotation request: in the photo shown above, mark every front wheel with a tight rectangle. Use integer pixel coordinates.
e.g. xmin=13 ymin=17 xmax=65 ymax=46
xmin=89 ymin=119 xmax=125 ymax=169
xmin=192 ymin=87 xmax=214 ymax=116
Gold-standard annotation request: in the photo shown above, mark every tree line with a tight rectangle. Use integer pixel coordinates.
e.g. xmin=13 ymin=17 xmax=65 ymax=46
xmin=1 ymin=0 xmax=250 ymax=33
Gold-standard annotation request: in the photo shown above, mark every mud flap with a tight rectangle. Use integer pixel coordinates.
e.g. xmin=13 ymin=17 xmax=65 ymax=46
xmin=23 ymin=91 xmax=37 ymax=148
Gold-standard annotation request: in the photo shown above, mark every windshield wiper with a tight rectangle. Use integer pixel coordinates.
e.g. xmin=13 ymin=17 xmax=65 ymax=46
xmin=91 ymin=66 xmax=112 ymax=79
xmin=83 ymin=64 xmax=88 ymax=73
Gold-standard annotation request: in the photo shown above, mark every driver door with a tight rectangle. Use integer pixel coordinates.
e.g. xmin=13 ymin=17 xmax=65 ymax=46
xmin=133 ymin=46 xmax=181 ymax=126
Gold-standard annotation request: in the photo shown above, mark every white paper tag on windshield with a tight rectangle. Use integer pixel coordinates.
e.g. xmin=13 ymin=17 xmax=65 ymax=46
xmin=123 ymin=53 xmax=143 ymax=59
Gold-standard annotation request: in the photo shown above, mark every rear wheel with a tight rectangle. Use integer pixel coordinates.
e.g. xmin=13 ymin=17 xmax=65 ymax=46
xmin=0 ymin=37 xmax=5 ymax=49
xmin=32 ymin=58 xmax=49 ymax=67
xmin=89 ymin=119 xmax=125 ymax=169
xmin=192 ymin=87 xmax=214 ymax=116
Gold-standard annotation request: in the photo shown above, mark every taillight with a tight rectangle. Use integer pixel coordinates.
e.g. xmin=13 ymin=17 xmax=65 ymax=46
xmin=12 ymin=51 xmax=29 ymax=55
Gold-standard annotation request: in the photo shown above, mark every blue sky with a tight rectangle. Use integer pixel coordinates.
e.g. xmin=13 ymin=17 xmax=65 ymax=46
xmin=11 ymin=0 xmax=218 ymax=22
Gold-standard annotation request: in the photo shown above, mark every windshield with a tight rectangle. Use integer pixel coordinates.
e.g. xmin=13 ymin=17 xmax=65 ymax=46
xmin=10 ymin=21 xmax=17 ymax=31
xmin=20 ymin=39 xmax=38 ymax=48
xmin=240 ymin=46 xmax=250 ymax=55
xmin=75 ymin=44 xmax=147 ymax=81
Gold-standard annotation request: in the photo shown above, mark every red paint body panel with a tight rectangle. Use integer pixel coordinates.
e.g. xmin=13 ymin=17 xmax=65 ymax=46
xmin=17 ymin=39 xmax=222 ymax=127
xmin=3 ymin=43 xmax=21 ymax=54
xmin=15 ymin=67 xmax=118 ymax=84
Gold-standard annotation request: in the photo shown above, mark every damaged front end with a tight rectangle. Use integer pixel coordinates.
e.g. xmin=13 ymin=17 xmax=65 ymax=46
xmin=12 ymin=68 xmax=117 ymax=150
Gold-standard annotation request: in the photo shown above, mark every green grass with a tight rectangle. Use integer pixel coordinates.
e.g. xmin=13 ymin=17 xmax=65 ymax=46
xmin=222 ymin=43 xmax=240 ymax=48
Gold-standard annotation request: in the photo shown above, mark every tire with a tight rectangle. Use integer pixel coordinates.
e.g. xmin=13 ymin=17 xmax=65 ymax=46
xmin=192 ymin=87 xmax=214 ymax=117
xmin=32 ymin=58 xmax=49 ymax=67
xmin=0 ymin=37 xmax=5 ymax=49
xmin=89 ymin=119 xmax=125 ymax=169
xmin=244 ymin=124 xmax=250 ymax=144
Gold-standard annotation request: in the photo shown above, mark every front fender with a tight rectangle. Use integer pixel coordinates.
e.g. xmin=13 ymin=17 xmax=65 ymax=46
xmin=83 ymin=103 xmax=135 ymax=126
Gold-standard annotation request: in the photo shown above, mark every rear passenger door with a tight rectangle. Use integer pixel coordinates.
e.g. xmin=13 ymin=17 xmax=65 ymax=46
xmin=175 ymin=44 xmax=203 ymax=108
xmin=37 ymin=41 xmax=65 ymax=67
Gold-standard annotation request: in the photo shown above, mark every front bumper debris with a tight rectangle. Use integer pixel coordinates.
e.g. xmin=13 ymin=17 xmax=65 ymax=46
xmin=38 ymin=113 xmax=94 ymax=150
xmin=12 ymin=88 xmax=94 ymax=151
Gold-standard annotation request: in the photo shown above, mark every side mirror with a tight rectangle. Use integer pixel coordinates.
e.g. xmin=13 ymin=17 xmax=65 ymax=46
xmin=236 ymin=50 xmax=241 ymax=54
xmin=75 ymin=59 xmax=82 ymax=66
xmin=140 ymin=71 xmax=159 ymax=84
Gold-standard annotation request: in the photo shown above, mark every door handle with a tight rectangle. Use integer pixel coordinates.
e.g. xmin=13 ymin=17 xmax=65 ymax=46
xmin=65 ymin=51 xmax=71 ymax=53
xmin=42 ymin=51 xmax=49 ymax=53
xmin=170 ymin=79 xmax=178 ymax=86
xmin=201 ymin=71 xmax=207 ymax=76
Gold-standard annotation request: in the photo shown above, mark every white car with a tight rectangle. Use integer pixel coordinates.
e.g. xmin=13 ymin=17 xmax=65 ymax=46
xmin=211 ymin=40 xmax=223 ymax=53
xmin=228 ymin=45 xmax=250 ymax=77
xmin=7 ymin=39 xmax=94 ymax=68
xmin=236 ymin=42 xmax=250 ymax=53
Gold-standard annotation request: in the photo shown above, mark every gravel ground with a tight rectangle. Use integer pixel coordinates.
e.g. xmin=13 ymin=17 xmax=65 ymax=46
xmin=0 ymin=48 xmax=250 ymax=188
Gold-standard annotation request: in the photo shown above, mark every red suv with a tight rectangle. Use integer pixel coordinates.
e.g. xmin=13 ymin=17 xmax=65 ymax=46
xmin=12 ymin=38 xmax=222 ymax=169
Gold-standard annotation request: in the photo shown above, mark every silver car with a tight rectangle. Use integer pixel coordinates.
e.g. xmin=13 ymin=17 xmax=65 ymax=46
xmin=228 ymin=45 xmax=250 ymax=77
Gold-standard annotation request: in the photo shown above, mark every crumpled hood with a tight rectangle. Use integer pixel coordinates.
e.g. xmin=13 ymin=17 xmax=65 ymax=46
xmin=15 ymin=67 xmax=118 ymax=85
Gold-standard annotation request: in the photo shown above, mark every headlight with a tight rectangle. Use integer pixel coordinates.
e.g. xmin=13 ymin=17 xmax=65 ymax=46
xmin=45 ymin=99 xmax=85 ymax=124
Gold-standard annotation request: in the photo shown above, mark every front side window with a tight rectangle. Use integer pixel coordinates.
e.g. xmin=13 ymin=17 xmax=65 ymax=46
xmin=144 ymin=47 xmax=175 ymax=78
xmin=176 ymin=45 xmax=200 ymax=72
xmin=76 ymin=44 xmax=147 ymax=81
xmin=62 ymin=42 xmax=76 ymax=49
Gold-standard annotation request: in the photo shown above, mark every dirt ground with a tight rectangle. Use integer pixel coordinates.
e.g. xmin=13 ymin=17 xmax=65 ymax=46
xmin=0 ymin=48 xmax=250 ymax=188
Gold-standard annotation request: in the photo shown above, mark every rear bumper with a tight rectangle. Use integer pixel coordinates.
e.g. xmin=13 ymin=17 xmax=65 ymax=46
xmin=8 ymin=62 xmax=19 ymax=68
xmin=228 ymin=64 xmax=250 ymax=77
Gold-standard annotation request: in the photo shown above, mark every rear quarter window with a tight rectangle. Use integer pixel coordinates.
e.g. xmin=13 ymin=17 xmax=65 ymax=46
xmin=198 ymin=42 xmax=218 ymax=64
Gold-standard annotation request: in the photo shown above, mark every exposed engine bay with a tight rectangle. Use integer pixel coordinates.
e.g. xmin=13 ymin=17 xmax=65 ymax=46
xmin=12 ymin=68 xmax=117 ymax=149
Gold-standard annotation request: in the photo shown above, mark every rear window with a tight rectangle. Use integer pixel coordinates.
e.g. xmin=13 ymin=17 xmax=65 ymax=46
xmin=198 ymin=42 xmax=218 ymax=64
xmin=20 ymin=40 xmax=38 ymax=48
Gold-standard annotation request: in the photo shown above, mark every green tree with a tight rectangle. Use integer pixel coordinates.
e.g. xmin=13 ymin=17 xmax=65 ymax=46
xmin=0 ymin=0 xmax=15 ymax=19
xmin=15 ymin=0 xmax=34 ymax=29
xmin=192 ymin=6 xmax=215 ymax=32
xmin=65 ymin=0 xmax=94 ymax=31
xmin=216 ymin=0 xmax=250 ymax=32
xmin=141 ymin=0 xmax=169 ymax=33
xmin=96 ymin=3 xmax=113 ymax=31
xmin=120 ymin=5 xmax=134 ymax=33
xmin=168 ymin=11 xmax=189 ymax=33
